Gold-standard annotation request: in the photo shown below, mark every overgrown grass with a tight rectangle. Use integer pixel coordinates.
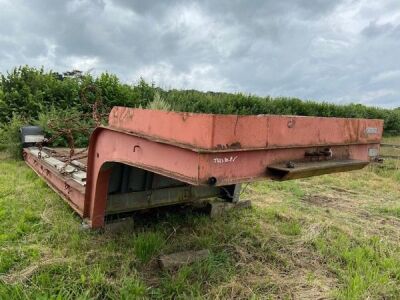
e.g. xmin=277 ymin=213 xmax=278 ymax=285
xmin=378 ymin=207 xmax=400 ymax=218
xmin=0 ymin=114 xmax=25 ymax=159
xmin=133 ymin=232 xmax=165 ymax=264
xmin=1 ymin=141 xmax=400 ymax=298
xmin=146 ymin=92 xmax=171 ymax=111
xmin=314 ymin=230 xmax=400 ymax=299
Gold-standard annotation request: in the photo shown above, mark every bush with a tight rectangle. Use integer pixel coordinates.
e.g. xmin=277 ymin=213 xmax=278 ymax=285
xmin=0 ymin=65 xmax=399 ymax=142
xmin=35 ymin=107 xmax=94 ymax=148
xmin=0 ymin=114 xmax=26 ymax=158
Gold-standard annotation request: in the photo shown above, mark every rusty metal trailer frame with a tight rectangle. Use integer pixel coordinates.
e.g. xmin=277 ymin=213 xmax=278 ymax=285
xmin=23 ymin=107 xmax=383 ymax=228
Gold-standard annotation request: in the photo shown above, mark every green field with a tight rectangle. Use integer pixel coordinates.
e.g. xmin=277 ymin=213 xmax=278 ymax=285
xmin=1 ymin=139 xmax=400 ymax=299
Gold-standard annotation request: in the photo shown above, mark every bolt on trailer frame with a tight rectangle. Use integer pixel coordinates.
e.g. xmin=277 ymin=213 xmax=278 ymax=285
xmin=23 ymin=107 xmax=383 ymax=228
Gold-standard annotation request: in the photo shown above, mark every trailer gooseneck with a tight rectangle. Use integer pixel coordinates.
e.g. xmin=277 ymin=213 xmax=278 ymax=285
xmin=22 ymin=107 xmax=383 ymax=228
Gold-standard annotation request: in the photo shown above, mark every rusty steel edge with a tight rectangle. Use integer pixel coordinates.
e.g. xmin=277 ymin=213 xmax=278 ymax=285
xmin=23 ymin=150 xmax=86 ymax=216
xmin=109 ymin=107 xmax=384 ymax=151
xmin=25 ymin=125 xmax=381 ymax=228
xmin=22 ymin=107 xmax=384 ymax=229
xmin=107 ymin=125 xmax=383 ymax=153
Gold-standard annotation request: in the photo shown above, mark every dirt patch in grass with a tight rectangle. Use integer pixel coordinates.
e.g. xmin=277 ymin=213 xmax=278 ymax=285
xmin=301 ymin=194 xmax=358 ymax=215
xmin=303 ymin=194 xmax=338 ymax=207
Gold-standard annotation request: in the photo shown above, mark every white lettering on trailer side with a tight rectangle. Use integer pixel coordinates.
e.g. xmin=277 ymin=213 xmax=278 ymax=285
xmin=213 ymin=156 xmax=238 ymax=164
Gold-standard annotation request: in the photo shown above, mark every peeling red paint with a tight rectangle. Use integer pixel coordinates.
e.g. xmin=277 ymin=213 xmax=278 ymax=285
xmin=24 ymin=107 xmax=383 ymax=228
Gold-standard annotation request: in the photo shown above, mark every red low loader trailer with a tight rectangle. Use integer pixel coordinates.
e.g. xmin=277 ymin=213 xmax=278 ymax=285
xmin=22 ymin=107 xmax=383 ymax=228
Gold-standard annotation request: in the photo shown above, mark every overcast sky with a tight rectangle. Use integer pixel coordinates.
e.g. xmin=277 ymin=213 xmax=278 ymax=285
xmin=1 ymin=0 xmax=399 ymax=107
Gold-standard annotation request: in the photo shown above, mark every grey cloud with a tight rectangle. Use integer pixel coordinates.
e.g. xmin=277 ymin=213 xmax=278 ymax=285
xmin=112 ymin=0 xmax=180 ymax=15
xmin=362 ymin=22 xmax=395 ymax=38
xmin=0 ymin=0 xmax=399 ymax=107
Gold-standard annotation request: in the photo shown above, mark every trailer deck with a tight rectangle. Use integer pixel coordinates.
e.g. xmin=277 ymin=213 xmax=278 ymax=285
xmin=23 ymin=107 xmax=383 ymax=228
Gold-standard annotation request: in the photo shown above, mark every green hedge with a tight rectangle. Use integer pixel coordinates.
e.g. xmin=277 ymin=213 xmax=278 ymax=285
xmin=1 ymin=66 xmax=399 ymax=136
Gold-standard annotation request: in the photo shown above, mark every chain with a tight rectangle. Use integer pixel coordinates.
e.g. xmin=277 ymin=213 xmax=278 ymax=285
xmin=35 ymin=84 xmax=110 ymax=175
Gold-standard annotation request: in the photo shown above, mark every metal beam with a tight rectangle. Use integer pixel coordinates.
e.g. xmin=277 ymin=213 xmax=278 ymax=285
xmin=106 ymin=185 xmax=220 ymax=214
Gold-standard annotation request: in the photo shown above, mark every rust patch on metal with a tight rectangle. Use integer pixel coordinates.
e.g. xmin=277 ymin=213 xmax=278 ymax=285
xmin=287 ymin=118 xmax=296 ymax=128
xmin=214 ymin=142 xmax=242 ymax=150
